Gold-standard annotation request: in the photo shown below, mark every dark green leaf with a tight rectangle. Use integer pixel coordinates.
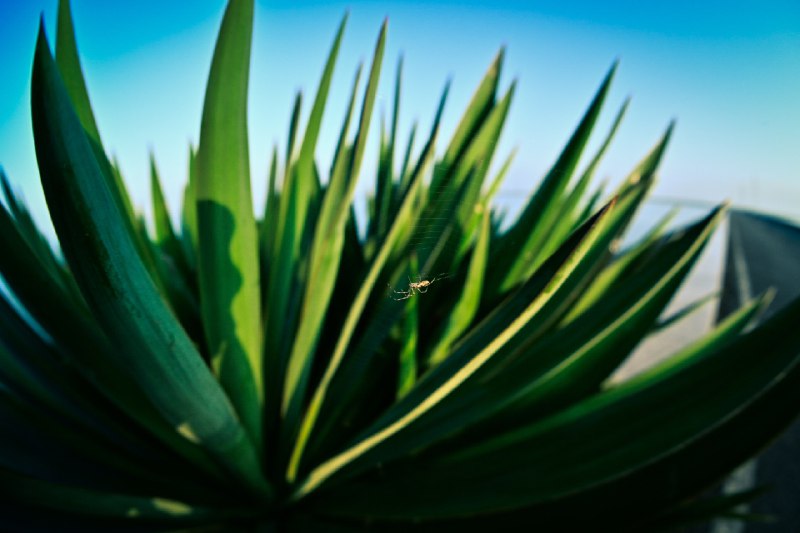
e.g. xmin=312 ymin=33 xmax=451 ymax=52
xmin=31 ymin=23 xmax=269 ymax=499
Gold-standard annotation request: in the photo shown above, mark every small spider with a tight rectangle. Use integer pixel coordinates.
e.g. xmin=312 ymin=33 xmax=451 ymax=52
xmin=388 ymin=273 xmax=449 ymax=301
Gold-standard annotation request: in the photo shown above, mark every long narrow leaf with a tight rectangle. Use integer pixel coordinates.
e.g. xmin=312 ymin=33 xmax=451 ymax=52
xmin=434 ymin=48 xmax=503 ymax=189
xmin=196 ymin=0 xmax=263 ymax=448
xmin=0 ymin=200 xmax=227 ymax=484
xmin=491 ymin=62 xmax=617 ymax=295
xmin=287 ymin=83 xmax=448 ymax=479
xmin=55 ymin=0 xmax=146 ymax=275
xmin=31 ymin=24 xmax=269 ymax=499
xmin=293 ymin=199 xmax=616 ymax=497
xmin=426 ymin=210 xmax=491 ymax=366
xmin=397 ymin=255 xmax=420 ymax=399
xmin=305 ymin=292 xmax=798 ymax=521
xmin=265 ymin=18 xmax=349 ymax=454
xmin=280 ymin=20 xmax=386 ymax=468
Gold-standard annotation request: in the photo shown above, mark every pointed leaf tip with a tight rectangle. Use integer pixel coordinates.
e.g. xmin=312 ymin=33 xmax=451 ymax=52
xmin=336 ymin=11 xmax=349 ymax=35
xmin=667 ymin=118 xmax=677 ymax=134
xmin=485 ymin=48 xmax=505 ymax=78
xmin=602 ymin=61 xmax=618 ymax=87
xmin=36 ymin=16 xmax=49 ymax=49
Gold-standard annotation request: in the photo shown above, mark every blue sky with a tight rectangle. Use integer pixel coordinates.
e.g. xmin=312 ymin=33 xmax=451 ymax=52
xmin=1 ymin=0 xmax=799 ymax=236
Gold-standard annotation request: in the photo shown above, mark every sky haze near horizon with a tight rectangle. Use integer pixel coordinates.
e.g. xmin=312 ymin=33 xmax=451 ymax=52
xmin=1 ymin=0 xmax=798 ymax=236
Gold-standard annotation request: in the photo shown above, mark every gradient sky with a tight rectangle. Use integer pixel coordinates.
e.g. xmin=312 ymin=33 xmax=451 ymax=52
xmin=1 ymin=0 xmax=799 ymax=237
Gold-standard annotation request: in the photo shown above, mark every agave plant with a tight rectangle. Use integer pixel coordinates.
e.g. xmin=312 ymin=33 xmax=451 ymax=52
xmin=2 ymin=0 xmax=799 ymax=531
